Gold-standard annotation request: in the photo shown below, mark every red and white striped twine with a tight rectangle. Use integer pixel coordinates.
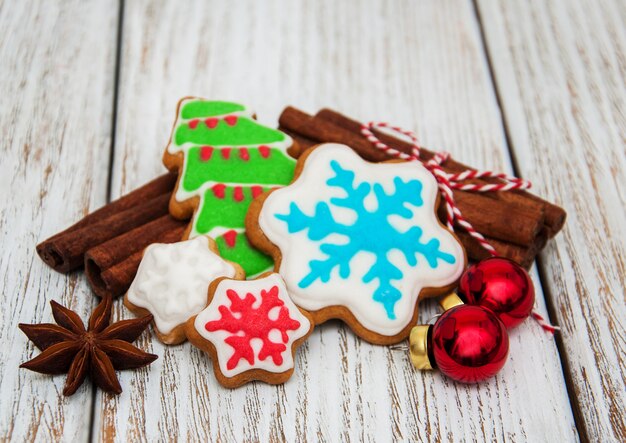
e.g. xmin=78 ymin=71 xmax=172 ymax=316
xmin=531 ymin=312 xmax=560 ymax=334
xmin=361 ymin=122 xmax=559 ymax=334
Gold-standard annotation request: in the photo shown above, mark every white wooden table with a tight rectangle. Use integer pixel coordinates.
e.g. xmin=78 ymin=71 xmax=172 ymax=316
xmin=1 ymin=1 xmax=624 ymax=441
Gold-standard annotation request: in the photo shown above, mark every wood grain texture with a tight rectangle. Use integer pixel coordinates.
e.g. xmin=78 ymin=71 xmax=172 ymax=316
xmin=477 ymin=0 xmax=626 ymax=441
xmin=93 ymin=0 xmax=577 ymax=441
xmin=0 ymin=0 xmax=118 ymax=441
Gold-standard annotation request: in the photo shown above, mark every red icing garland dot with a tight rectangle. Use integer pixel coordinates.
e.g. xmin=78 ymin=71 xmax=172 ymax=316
xmin=233 ymin=186 xmax=244 ymax=202
xmin=259 ymin=145 xmax=271 ymax=158
xmin=222 ymin=230 xmax=237 ymax=248
xmin=239 ymin=148 xmax=250 ymax=161
xmin=224 ymin=115 xmax=238 ymax=126
xmin=189 ymin=119 xmax=199 ymax=129
xmin=200 ymin=146 xmax=213 ymax=161
xmin=251 ymin=186 xmax=263 ymax=198
xmin=205 ymin=118 xmax=218 ymax=128
xmin=221 ymin=148 xmax=231 ymax=159
xmin=212 ymin=183 xmax=226 ymax=199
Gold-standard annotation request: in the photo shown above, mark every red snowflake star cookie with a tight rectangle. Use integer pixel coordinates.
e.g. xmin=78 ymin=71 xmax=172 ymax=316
xmin=186 ymin=273 xmax=313 ymax=387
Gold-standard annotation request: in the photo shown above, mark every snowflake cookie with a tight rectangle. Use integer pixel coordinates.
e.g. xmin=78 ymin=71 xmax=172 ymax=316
xmin=124 ymin=236 xmax=243 ymax=345
xmin=186 ymin=273 xmax=313 ymax=387
xmin=247 ymin=143 xmax=466 ymax=344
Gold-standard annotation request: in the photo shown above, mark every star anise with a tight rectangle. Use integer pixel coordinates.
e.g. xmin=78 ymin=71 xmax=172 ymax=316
xmin=19 ymin=295 xmax=157 ymax=396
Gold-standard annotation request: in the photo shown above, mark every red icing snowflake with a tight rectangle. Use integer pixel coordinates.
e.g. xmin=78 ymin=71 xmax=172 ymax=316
xmin=204 ymin=285 xmax=302 ymax=370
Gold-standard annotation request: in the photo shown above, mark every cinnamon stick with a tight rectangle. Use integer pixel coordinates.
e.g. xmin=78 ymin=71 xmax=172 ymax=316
xmin=280 ymin=127 xmax=318 ymax=154
xmin=314 ymin=108 xmax=566 ymax=237
xmin=279 ymin=107 xmax=389 ymax=162
xmin=450 ymin=192 xmax=541 ymax=246
xmin=37 ymin=173 xmax=177 ymax=272
xmin=279 ymin=107 xmax=544 ymax=247
xmin=86 ymin=217 xmax=186 ymax=297
xmin=84 ymin=215 xmax=185 ymax=286
xmin=37 ymin=193 xmax=171 ymax=273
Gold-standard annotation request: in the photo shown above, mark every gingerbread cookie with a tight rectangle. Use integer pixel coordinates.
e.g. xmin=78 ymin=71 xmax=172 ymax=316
xmin=247 ymin=143 xmax=466 ymax=344
xmin=186 ymin=273 xmax=313 ymax=387
xmin=163 ymin=98 xmax=297 ymax=277
xmin=124 ymin=236 xmax=243 ymax=345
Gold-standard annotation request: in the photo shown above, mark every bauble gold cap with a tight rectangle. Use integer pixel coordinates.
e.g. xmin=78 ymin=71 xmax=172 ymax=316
xmin=409 ymin=325 xmax=433 ymax=370
xmin=438 ymin=292 xmax=464 ymax=311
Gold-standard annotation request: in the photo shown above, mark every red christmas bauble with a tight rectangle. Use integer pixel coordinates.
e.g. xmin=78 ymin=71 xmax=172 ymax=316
xmin=431 ymin=305 xmax=509 ymax=383
xmin=458 ymin=257 xmax=535 ymax=329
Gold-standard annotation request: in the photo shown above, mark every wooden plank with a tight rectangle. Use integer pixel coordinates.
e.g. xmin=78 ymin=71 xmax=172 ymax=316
xmin=476 ymin=0 xmax=626 ymax=441
xmin=0 ymin=0 xmax=119 ymax=441
xmin=95 ymin=0 xmax=578 ymax=440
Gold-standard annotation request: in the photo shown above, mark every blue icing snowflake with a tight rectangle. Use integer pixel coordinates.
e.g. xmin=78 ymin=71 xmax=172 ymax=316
xmin=275 ymin=160 xmax=456 ymax=319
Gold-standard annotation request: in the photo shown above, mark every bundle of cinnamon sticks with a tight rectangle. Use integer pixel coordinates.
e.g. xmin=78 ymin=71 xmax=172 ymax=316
xmin=36 ymin=106 xmax=565 ymax=298
xmin=37 ymin=173 xmax=186 ymax=297
xmin=278 ymin=107 xmax=565 ymax=267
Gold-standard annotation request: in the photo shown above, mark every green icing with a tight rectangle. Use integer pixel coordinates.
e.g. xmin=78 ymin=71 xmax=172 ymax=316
xmin=181 ymin=100 xmax=246 ymax=119
xmin=193 ymin=186 xmax=272 ymax=234
xmin=216 ymin=233 xmax=274 ymax=277
xmin=175 ymin=118 xmax=286 ymax=147
xmin=183 ymin=147 xmax=295 ymax=193
xmin=173 ymin=99 xmax=296 ymax=277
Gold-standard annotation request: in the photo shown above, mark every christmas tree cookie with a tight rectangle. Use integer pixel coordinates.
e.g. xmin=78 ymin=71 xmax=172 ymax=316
xmin=247 ymin=143 xmax=467 ymax=345
xmin=163 ymin=98 xmax=297 ymax=277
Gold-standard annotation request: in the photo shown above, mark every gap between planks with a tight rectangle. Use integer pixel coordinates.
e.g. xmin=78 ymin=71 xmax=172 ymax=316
xmin=90 ymin=0 xmax=126 ymax=441
xmin=469 ymin=4 xmax=586 ymax=441
xmin=469 ymin=0 xmax=578 ymax=381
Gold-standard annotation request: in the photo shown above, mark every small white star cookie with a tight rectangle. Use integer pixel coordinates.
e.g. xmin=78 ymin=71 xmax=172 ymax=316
xmin=125 ymin=236 xmax=243 ymax=344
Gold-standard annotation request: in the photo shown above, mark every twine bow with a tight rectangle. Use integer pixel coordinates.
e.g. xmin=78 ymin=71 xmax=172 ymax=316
xmin=361 ymin=122 xmax=559 ymax=334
